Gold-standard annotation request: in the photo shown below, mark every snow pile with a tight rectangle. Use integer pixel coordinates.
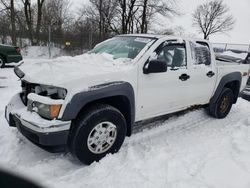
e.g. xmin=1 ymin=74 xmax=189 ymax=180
xmin=22 ymin=46 xmax=62 ymax=59
xmin=220 ymin=50 xmax=248 ymax=60
xmin=1 ymin=63 xmax=250 ymax=188
xmin=20 ymin=53 xmax=134 ymax=90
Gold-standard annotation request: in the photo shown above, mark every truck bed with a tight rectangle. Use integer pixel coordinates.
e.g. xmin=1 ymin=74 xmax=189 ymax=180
xmin=216 ymin=60 xmax=249 ymax=91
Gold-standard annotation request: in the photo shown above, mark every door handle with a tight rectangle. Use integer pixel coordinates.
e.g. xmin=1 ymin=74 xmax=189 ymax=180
xmin=179 ymin=74 xmax=190 ymax=81
xmin=207 ymin=71 xmax=215 ymax=77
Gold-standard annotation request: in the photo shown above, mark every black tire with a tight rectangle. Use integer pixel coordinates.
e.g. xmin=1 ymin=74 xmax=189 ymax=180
xmin=0 ymin=56 xmax=5 ymax=68
xmin=209 ymin=88 xmax=234 ymax=119
xmin=68 ymin=104 xmax=127 ymax=165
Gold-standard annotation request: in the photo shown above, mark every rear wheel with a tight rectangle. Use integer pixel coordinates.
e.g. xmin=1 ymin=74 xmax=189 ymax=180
xmin=209 ymin=88 xmax=234 ymax=118
xmin=68 ymin=104 xmax=127 ymax=165
xmin=0 ymin=56 xmax=5 ymax=68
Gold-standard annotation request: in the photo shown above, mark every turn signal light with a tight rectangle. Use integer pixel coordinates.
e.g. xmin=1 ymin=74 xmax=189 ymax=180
xmin=49 ymin=105 xmax=62 ymax=119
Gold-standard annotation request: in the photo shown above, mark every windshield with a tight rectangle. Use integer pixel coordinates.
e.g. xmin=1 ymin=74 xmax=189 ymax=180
xmin=91 ymin=36 xmax=155 ymax=59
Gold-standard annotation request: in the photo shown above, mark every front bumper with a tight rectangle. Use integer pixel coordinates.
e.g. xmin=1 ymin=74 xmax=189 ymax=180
xmin=7 ymin=54 xmax=23 ymax=64
xmin=5 ymin=94 xmax=71 ymax=147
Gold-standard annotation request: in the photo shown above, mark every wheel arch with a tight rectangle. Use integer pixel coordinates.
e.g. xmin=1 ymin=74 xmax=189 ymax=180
xmin=62 ymin=82 xmax=135 ymax=136
xmin=210 ymin=72 xmax=242 ymax=104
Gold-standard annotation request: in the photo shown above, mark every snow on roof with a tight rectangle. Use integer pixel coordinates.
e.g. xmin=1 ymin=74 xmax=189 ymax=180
xmin=117 ymin=33 xmax=188 ymax=41
xmin=118 ymin=33 xmax=166 ymax=39
xmin=117 ymin=34 xmax=210 ymax=45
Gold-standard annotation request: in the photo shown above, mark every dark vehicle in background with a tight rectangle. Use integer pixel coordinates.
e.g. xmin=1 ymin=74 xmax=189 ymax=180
xmin=241 ymin=77 xmax=250 ymax=101
xmin=0 ymin=44 xmax=22 ymax=68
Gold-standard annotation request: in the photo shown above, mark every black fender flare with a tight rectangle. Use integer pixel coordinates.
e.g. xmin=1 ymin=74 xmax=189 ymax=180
xmin=210 ymin=72 xmax=242 ymax=104
xmin=61 ymin=81 xmax=135 ymax=135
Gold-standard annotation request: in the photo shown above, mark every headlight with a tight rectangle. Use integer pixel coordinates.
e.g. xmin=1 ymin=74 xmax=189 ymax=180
xmin=27 ymin=93 xmax=63 ymax=120
xmin=28 ymin=100 xmax=62 ymax=120
xmin=34 ymin=85 xmax=67 ymax=99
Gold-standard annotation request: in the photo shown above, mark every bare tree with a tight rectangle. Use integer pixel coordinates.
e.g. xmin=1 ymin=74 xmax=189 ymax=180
xmin=192 ymin=0 xmax=235 ymax=39
xmin=140 ymin=0 xmax=178 ymax=33
xmin=84 ymin=0 xmax=119 ymax=40
xmin=41 ymin=0 xmax=72 ymax=45
xmin=85 ymin=0 xmax=178 ymax=36
xmin=140 ymin=0 xmax=148 ymax=33
xmin=21 ymin=0 xmax=45 ymax=44
xmin=0 ymin=11 xmax=10 ymax=44
xmin=36 ymin=0 xmax=45 ymax=43
xmin=22 ymin=0 xmax=34 ymax=44
xmin=0 ymin=0 xmax=17 ymax=45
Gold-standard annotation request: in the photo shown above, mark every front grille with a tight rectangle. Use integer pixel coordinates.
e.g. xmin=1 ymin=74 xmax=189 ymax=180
xmin=21 ymin=81 xmax=37 ymax=105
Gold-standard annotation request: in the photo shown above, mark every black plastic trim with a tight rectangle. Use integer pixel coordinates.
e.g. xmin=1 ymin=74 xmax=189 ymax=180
xmin=240 ymin=92 xmax=250 ymax=101
xmin=210 ymin=72 xmax=242 ymax=104
xmin=62 ymin=81 xmax=135 ymax=135
xmin=12 ymin=114 xmax=69 ymax=146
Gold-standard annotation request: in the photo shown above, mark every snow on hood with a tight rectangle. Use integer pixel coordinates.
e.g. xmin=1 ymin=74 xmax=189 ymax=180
xmin=19 ymin=53 xmax=134 ymax=91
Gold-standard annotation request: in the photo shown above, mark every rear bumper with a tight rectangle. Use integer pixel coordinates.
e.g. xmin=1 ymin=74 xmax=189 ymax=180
xmin=5 ymin=94 xmax=71 ymax=147
xmin=6 ymin=55 xmax=22 ymax=63
xmin=240 ymin=87 xmax=250 ymax=101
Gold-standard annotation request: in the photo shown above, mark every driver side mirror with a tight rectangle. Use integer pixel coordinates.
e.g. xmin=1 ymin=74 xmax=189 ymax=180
xmin=143 ymin=60 xmax=168 ymax=74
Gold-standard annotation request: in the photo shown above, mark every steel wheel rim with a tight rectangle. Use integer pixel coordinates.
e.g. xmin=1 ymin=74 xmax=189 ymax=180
xmin=220 ymin=96 xmax=230 ymax=113
xmin=87 ymin=121 xmax=117 ymax=154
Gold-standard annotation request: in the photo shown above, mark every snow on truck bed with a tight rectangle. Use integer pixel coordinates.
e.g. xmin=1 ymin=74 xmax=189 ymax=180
xmin=220 ymin=51 xmax=248 ymax=60
xmin=1 ymin=60 xmax=250 ymax=188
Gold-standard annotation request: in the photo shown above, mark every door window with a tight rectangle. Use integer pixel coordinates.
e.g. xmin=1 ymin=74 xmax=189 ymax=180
xmin=156 ymin=43 xmax=187 ymax=69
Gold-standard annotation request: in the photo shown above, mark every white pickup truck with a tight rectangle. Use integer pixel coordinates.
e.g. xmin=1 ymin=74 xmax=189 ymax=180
xmin=5 ymin=34 xmax=249 ymax=164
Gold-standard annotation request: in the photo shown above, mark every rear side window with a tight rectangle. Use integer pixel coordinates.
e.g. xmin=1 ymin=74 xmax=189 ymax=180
xmin=190 ymin=41 xmax=211 ymax=66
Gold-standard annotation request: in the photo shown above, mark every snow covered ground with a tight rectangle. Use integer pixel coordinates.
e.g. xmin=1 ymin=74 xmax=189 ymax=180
xmin=1 ymin=64 xmax=250 ymax=188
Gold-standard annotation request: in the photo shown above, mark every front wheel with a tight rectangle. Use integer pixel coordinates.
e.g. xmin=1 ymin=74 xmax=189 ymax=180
xmin=68 ymin=104 xmax=127 ymax=165
xmin=209 ymin=88 xmax=234 ymax=119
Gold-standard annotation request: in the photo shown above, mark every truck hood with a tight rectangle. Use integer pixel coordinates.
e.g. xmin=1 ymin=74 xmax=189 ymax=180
xmin=19 ymin=53 xmax=134 ymax=91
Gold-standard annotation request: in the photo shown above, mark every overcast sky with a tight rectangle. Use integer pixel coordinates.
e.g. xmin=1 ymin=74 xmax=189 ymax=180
xmin=73 ymin=0 xmax=250 ymax=44
xmin=171 ymin=0 xmax=250 ymax=44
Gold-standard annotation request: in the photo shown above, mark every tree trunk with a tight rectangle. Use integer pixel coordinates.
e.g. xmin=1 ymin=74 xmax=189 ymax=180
xmin=36 ymin=0 xmax=45 ymax=44
xmin=10 ymin=0 xmax=16 ymax=46
xmin=141 ymin=0 xmax=148 ymax=33
xmin=98 ymin=0 xmax=103 ymax=40
xmin=204 ymin=33 xmax=208 ymax=39
xmin=24 ymin=0 xmax=34 ymax=45
xmin=121 ymin=0 xmax=126 ymax=34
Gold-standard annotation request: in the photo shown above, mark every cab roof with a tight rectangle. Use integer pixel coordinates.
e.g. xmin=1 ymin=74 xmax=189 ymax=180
xmin=117 ymin=34 xmax=209 ymax=43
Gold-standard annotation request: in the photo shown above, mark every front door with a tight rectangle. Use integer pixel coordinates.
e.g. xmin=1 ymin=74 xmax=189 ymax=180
xmin=137 ymin=41 xmax=192 ymax=120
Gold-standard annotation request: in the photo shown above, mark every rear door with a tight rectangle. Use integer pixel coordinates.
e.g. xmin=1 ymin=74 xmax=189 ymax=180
xmin=187 ymin=41 xmax=217 ymax=105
